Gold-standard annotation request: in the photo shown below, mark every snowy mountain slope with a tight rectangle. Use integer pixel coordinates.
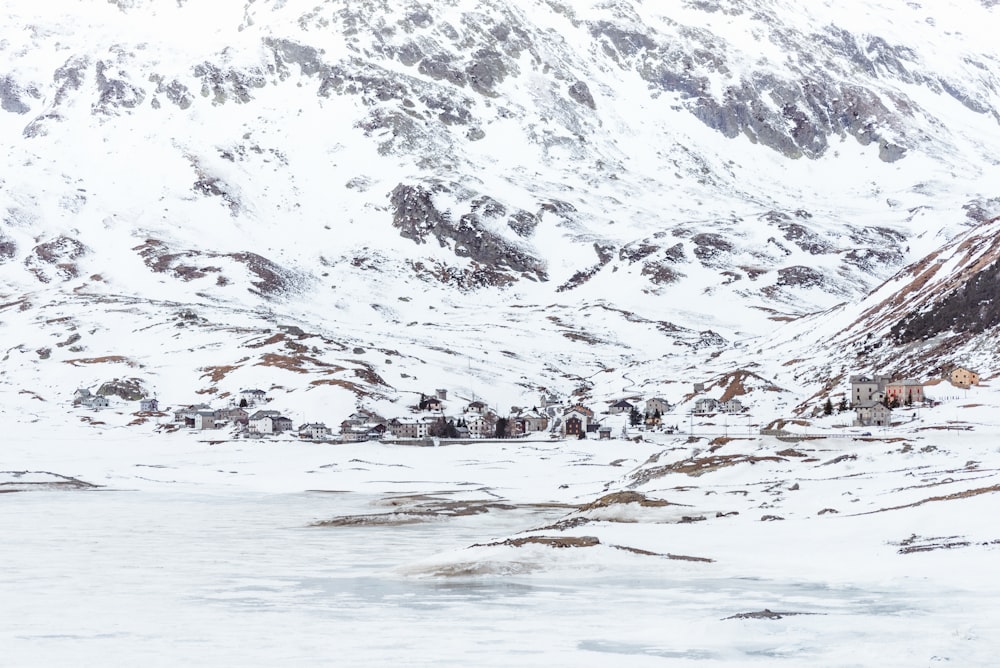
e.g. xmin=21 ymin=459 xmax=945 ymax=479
xmin=1 ymin=0 xmax=999 ymax=415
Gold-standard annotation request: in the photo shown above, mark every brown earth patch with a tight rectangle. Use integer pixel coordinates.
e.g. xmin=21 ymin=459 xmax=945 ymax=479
xmin=855 ymin=484 xmax=1000 ymax=516
xmin=579 ymin=491 xmax=680 ymax=511
xmin=631 ymin=454 xmax=786 ymax=484
xmin=776 ymin=448 xmax=807 ymax=457
xmin=485 ymin=535 xmax=601 ymax=549
xmin=201 ymin=365 xmax=239 ymax=383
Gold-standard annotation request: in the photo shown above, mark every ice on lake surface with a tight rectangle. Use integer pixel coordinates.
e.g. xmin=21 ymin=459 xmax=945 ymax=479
xmin=3 ymin=487 xmax=995 ymax=667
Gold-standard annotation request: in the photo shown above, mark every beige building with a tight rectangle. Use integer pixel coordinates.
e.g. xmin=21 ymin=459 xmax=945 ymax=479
xmin=948 ymin=367 xmax=980 ymax=389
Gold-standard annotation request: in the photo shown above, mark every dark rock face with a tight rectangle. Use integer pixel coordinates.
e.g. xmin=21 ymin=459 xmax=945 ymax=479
xmin=567 ymin=80 xmax=596 ymax=109
xmin=642 ymin=261 xmax=683 ymax=285
xmin=193 ymin=62 xmax=266 ymax=104
xmin=0 ymin=232 xmax=15 ymax=262
xmin=775 ymin=265 xmax=826 ymax=288
xmin=963 ymin=197 xmax=1000 ymax=224
xmin=843 ymin=226 xmax=906 ymax=273
xmin=229 ymin=252 xmax=305 ymax=298
xmin=0 ymin=76 xmax=32 ymax=114
xmin=135 ymin=240 xmax=305 ymax=299
xmin=265 ymin=38 xmax=325 ymax=78
xmin=692 ymin=233 xmax=733 ymax=266
xmin=585 ymin=14 xmax=991 ymax=161
xmin=890 ymin=258 xmax=1000 ymax=344
xmin=776 ymin=221 xmax=831 ymax=255
xmin=466 ymin=48 xmax=509 ymax=96
xmin=419 ymin=55 xmax=467 ymax=87
xmin=389 ymin=184 xmax=546 ymax=282
xmin=94 ymin=59 xmax=146 ymax=113
xmin=152 ymin=76 xmax=193 ymax=109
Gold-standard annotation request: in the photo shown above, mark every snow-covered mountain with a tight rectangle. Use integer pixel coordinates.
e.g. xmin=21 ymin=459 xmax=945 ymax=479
xmin=2 ymin=0 xmax=999 ymax=418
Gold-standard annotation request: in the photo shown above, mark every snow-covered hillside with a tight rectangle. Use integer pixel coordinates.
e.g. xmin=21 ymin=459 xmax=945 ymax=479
xmin=1 ymin=0 xmax=999 ymax=415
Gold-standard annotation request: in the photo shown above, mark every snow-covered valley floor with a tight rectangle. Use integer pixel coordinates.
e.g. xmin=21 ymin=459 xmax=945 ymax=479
xmin=3 ymin=416 xmax=999 ymax=666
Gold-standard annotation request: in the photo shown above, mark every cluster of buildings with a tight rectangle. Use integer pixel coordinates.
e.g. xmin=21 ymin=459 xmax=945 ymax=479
xmin=850 ymin=366 xmax=981 ymax=427
xmin=340 ymin=392 xmax=608 ymax=441
xmin=69 ymin=363 xmax=982 ymax=439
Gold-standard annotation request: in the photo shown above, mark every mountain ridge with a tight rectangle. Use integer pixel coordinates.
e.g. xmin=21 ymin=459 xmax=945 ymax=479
xmin=1 ymin=0 xmax=998 ymax=419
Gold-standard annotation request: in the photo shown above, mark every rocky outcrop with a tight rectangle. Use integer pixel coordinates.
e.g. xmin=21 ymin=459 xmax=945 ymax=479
xmin=25 ymin=236 xmax=88 ymax=283
xmin=390 ymin=184 xmax=546 ymax=283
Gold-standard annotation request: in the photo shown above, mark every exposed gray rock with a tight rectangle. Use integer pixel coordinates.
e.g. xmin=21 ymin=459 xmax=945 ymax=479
xmin=567 ymin=80 xmax=596 ymax=109
xmin=396 ymin=42 xmax=424 ymax=67
xmin=692 ymin=233 xmax=732 ymax=265
xmin=94 ymin=60 xmax=146 ymax=113
xmin=620 ymin=242 xmax=659 ymax=263
xmin=508 ymin=210 xmax=539 ymax=237
xmin=0 ymin=232 xmax=15 ymax=262
xmin=265 ymin=37 xmax=325 ymax=78
xmin=776 ymin=265 xmax=826 ymax=288
xmin=466 ymin=48 xmax=509 ymax=96
xmin=773 ymin=218 xmax=831 ymax=255
xmin=662 ymin=242 xmax=686 ymax=263
xmin=0 ymin=76 xmax=32 ymax=114
xmin=419 ymin=54 xmax=466 ymax=86
xmin=193 ymin=62 xmax=266 ymax=104
xmin=642 ymin=261 xmax=684 ymax=285
xmin=97 ymin=377 xmax=148 ymax=401
xmin=390 ymin=184 xmax=546 ymax=281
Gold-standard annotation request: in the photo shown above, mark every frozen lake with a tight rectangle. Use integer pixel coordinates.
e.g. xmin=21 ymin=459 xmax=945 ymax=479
xmin=3 ymin=485 xmax=995 ymax=666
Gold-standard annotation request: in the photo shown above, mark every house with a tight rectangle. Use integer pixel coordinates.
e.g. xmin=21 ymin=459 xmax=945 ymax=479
xmin=884 ymin=379 xmax=925 ymax=405
xmin=693 ymin=397 xmax=720 ymax=414
xmin=298 ymin=423 xmax=331 ymax=440
xmin=514 ymin=409 xmax=549 ymax=434
xmin=388 ymin=419 xmax=429 ymax=439
xmin=720 ymin=398 xmax=745 ymax=414
xmin=435 ymin=389 xmax=448 ymax=400
xmin=139 ymin=398 xmax=159 ymax=412
xmin=248 ymin=410 xmax=291 ymax=434
xmin=850 ymin=375 xmax=890 ymax=406
xmin=608 ymin=399 xmax=634 ymax=415
xmin=238 ymin=388 xmax=268 ymax=407
xmin=419 ymin=394 xmax=444 ymax=411
xmin=466 ymin=413 xmax=497 ymax=438
xmin=340 ymin=422 xmax=372 ymax=442
xmin=194 ymin=411 xmax=219 ymax=430
xmin=598 ymin=425 xmax=613 ymax=440
xmin=217 ymin=407 xmax=249 ymax=425
xmin=174 ymin=403 xmax=212 ymax=426
xmin=855 ymin=400 xmax=892 ymax=427
xmin=562 ymin=405 xmax=594 ymax=437
xmin=645 ymin=397 xmax=672 ymax=416
xmin=947 ymin=367 xmax=980 ymax=389
xmin=74 ymin=389 xmax=109 ymax=409
xmin=465 ymin=400 xmax=488 ymax=415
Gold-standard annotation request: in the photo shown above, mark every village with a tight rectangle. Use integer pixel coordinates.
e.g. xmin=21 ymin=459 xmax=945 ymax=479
xmin=69 ymin=365 xmax=984 ymax=443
